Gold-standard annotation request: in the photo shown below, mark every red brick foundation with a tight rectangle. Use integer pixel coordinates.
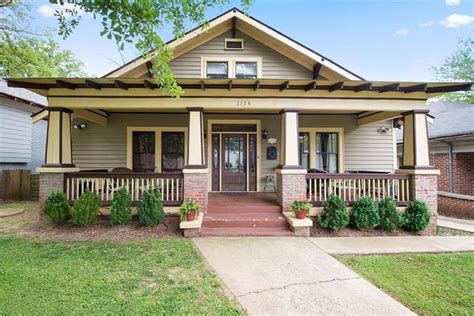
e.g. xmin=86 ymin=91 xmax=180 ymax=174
xmin=183 ymin=171 xmax=208 ymax=213
xmin=276 ymin=171 xmax=306 ymax=212
xmin=438 ymin=193 xmax=474 ymax=219
xmin=38 ymin=172 xmax=64 ymax=221
xmin=411 ymin=174 xmax=438 ymax=234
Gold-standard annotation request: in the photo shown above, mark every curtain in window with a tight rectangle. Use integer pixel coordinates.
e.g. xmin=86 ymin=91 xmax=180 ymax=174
xmin=162 ymin=132 xmax=185 ymax=171
xmin=316 ymin=132 xmax=338 ymax=173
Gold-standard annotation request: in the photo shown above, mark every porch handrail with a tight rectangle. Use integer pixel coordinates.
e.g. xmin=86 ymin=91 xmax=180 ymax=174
xmin=64 ymin=172 xmax=184 ymax=206
xmin=306 ymin=173 xmax=412 ymax=206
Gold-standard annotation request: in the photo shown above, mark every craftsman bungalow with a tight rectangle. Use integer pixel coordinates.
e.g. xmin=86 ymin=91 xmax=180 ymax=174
xmin=7 ymin=8 xmax=471 ymax=236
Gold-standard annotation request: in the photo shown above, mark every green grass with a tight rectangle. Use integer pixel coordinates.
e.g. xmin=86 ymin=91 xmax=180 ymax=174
xmin=0 ymin=235 xmax=243 ymax=315
xmin=339 ymin=253 xmax=474 ymax=315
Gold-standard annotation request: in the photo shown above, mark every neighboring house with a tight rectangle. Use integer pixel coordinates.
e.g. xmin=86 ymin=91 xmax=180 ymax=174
xmin=0 ymin=79 xmax=47 ymax=198
xmin=397 ymin=100 xmax=474 ymax=219
xmin=6 ymin=8 xmax=471 ymax=235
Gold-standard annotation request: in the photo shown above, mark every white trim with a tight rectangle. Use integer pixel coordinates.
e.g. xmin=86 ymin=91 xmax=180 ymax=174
xmin=126 ymin=126 xmax=188 ymax=172
xmin=224 ymin=38 xmax=244 ymax=50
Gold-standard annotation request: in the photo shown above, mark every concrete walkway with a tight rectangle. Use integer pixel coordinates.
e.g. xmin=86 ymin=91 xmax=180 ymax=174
xmin=438 ymin=215 xmax=474 ymax=233
xmin=309 ymin=236 xmax=474 ymax=255
xmin=194 ymin=237 xmax=414 ymax=315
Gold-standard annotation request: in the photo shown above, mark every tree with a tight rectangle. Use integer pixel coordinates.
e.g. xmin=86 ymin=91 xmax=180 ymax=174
xmin=50 ymin=0 xmax=252 ymax=96
xmin=0 ymin=0 xmax=87 ymax=77
xmin=433 ymin=35 xmax=474 ymax=104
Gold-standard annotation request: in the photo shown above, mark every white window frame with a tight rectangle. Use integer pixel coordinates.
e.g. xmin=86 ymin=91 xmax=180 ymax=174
xmin=224 ymin=38 xmax=244 ymax=50
xmin=201 ymin=56 xmax=262 ymax=79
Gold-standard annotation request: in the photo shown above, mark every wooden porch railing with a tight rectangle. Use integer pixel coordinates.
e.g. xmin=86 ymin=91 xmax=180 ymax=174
xmin=64 ymin=172 xmax=184 ymax=206
xmin=306 ymin=173 xmax=412 ymax=206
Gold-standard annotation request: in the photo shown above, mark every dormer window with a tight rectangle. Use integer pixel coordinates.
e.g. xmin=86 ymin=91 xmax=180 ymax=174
xmin=206 ymin=61 xmax=229 ymax=79
xmin=225 ymin=38 xmax=244 ymax=50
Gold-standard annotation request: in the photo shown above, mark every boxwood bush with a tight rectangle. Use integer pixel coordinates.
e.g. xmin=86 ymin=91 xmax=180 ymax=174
xmin=138 ymin=187 xmax=164 ymax=226
xmin=44 ymin=191 xmax=71 ymax=225
xmin=378 ymin=197 xmax=402 ymax=231
xmin=71 ymin=191 xmax=100 ymax=227
xmin=317 ymin=195 xmax=349 ymax=231
xmin=109 ymin=187 xmax=132 ymax=225
xmin=403 ymin=200 xmax=431 ymax=232
xmin=350 ymin=197 xmax=380 ymax=230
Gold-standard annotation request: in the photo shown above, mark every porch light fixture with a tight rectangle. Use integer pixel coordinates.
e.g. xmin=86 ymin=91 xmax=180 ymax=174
xmin=262 ymin=129 xmax=268 ymax=139
xmin=73 ymin=123 xmax=86 ymax=130
xmin=378 ymin=126 xmax=392 ymax=134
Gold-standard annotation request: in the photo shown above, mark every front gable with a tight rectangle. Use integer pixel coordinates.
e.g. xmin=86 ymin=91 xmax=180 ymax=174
xmin=106 ymin=8 xmax=362 ymax=80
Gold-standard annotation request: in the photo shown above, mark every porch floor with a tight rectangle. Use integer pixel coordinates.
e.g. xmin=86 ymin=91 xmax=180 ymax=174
xmin=202 ymin=193 xmax=293 ymax=236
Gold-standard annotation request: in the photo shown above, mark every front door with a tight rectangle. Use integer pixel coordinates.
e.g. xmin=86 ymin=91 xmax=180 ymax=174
xmin=221 ymin=134 xmax=247 ymax=191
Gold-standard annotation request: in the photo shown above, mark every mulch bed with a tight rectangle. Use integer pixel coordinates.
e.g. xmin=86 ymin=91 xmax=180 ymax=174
xmin=309 ymin=217 xmax=420 ymax=237
xmin=21 ymin=215 xmax=182 ymax=241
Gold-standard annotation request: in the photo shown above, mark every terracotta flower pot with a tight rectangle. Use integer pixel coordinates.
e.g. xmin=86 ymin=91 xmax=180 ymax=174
xmin=186 ymin=210 xmax=197 ymax=221
xmin=295 ymin=209 xmax=307 ymax=219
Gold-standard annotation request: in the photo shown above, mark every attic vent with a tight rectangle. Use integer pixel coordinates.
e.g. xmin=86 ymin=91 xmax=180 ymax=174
xmin=225 ymin=38 xmax=244 ymax=50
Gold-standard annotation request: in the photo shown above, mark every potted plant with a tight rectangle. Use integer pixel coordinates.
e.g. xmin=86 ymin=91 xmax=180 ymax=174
xmin=290 ymin=199 xmax=312 ymax=219
xmin=179 ymin=200 xmax=201 ymax=222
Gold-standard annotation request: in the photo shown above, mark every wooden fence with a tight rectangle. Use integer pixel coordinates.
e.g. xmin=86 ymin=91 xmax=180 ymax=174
xmin=1 ymin=170 xmax=35 ymax=200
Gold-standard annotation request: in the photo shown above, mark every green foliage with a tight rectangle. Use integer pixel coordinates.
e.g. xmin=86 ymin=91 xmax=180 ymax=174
xmin=289 ymin=199 xmax=312 ymax=213
xmin=71 ymin=191 xmax=100 ymax=227
xmin=317 ymin=195 xmax=349 ymax=231
xmin=138 ymin=187 xmax=164 ymax=226
xmin=43 ymin=191 xmax=71 ymax=225
xmin=109 ymin=187 xmax=132 ymax=225
xmin=378 ymin=197 xmax=402 ymax=231
xmin=179 ymin=199 xmax=201 ymax=221
xmin=51 ymin=0 xmax=252 ymax=96
xmin=433 ymin=35 xmax=473 ymax=104
xmin=350 ymin=197 xmax=380 ymax=230
xmin=403 ymin=200 xmax=431 ymax=232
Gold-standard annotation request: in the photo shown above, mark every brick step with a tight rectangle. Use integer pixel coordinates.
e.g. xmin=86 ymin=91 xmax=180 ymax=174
xmin=207 ymin=205 xmax=282 ymax=214
xmin=203 ymin=213 xmax=287 ymax=228
xmin=201 ymin=227 xmax=294 ymax=237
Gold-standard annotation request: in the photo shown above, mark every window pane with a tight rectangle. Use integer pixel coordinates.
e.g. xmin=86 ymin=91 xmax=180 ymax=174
xmin=162 ymin=132 xmax=184 ymax=171
xmin=235 ymin=62 xmax=257 ymax=79
xmin=316 ymin=132 xmax=338 ymax=173
xmin=207 ymin=62 xmax=228 ymax=79
xmin=299 ymin=132 xmax=309 ymax=169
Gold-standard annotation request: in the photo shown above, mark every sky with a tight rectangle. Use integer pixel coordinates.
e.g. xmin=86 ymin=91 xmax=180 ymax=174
xmin=31 ymin=0 xmax=473 ymax=81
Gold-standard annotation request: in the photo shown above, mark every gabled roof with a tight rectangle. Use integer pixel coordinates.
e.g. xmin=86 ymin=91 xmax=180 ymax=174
xmin=105 ymin=8 xmax=363 ymax=80
xmin=0 ymin=79 xmax=46 ymax=110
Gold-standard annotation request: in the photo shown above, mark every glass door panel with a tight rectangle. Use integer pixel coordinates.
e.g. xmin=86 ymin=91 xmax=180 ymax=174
xmin=221 ymin=134 xmax=247 ymax=191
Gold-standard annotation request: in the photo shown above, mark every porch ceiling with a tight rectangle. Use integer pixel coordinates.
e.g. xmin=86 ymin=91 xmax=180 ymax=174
xmin=6 ymin=78 xmax=472 ymax=101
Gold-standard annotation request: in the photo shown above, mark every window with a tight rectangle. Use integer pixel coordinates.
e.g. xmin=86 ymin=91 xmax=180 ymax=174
xmin=206 ymin=62 xmax=228 ymax=79
xmin=162 ymin=132 xmax=185 ymax=172
xmin=225 ymin=38 xmax=244 ymax=50
xmin=316 ymin=132 xmax=338 ymax=173
xmin=299 ymin=132 xmax=309 ymax=169
xmin=132 ymin=132 xmax=155 ymax=172
xmin=235 ymin=62 xmax=257 ymax=79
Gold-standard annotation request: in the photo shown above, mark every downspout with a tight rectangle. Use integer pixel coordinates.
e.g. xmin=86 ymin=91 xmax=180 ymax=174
xmin=447 ymin=142 xmax=454 ymax=193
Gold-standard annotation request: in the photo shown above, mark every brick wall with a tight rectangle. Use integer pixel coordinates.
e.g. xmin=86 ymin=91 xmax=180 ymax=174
xmin=183 ymin=172 xmax=208 ymax=213
xmin=38 ymin=172 xmax=64 ymax=221
xmin=430 ymin=152 xmax=474 ymax=195
xmin=276 ymin=172 xmax=306 ymax=211
xmin=438 ymin=194 xmax=474 ymax=219
xmin=412 ymin=174 xmax=438 ymax=234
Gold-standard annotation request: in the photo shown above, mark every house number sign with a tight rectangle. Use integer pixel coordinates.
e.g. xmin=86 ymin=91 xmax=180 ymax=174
xmin=236 ymin=100 xmax=251 ymax=107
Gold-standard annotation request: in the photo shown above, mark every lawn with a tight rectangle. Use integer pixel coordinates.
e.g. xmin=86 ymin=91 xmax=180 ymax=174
xmin=0 ymin=235 xmax=243 ymax=315
xmin=339 ymin=252 xmax=474 ymax=315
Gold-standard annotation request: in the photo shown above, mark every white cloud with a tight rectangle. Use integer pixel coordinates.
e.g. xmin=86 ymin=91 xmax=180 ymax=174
xmin=395 ymin=29 xmax=409 ymax=36
xmin=445 ymin=0 xmax=460 ymax=6
xmin=440 ymin=14 xmax=474 ymax=28
xmin=37 ymin=3 xmax=87 ymax=18
xmin=418 ymin=21 xmax=434 ymax=28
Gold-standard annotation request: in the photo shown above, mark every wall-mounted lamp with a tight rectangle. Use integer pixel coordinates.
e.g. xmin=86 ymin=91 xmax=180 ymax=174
xmin=262 ymin=129 xmax=268 ymax=139
xmin=378 ymin=126 xmax=392 ymax=134
xmin=73 ymin=123 xmax=86 ymax=130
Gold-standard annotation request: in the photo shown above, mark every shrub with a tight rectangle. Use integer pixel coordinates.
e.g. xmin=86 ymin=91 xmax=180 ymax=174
xmin=378 ymin=197 xmax=402 ymax=231
xmin=138 ymin=187 xmax=164 ymax=226
xmin=109 ymin=187 xmax=132 ymax=225
xmin=44 ymin=191 xmax=71 ymax=225
xmin=317 ymin=195 xmax=349 ymax=231
xmin=71 ymin=191 xmax=100 ymax=227
xmin=350 ymin=197 xmax=380 ymax=230
xmin=403 ymin=200 xmax=431 ymax=232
